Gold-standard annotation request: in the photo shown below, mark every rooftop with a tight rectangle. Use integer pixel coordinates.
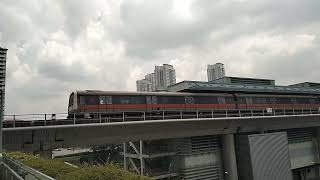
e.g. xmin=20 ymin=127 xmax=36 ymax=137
xmin=168 ymin=79 xmax=320 ymax=95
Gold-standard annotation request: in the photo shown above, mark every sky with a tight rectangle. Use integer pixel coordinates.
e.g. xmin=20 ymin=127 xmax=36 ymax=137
xmin=0 ymin=0 xmax=320 ymax=114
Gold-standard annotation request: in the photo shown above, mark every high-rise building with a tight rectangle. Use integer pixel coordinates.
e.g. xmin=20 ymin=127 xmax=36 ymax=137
xmin=136 ymin=64 xmax=176 ymax=92
xmin=136 ymin=79 xmax=153 ymax=92
xmin=207 ymin=63 xmax=225 ymax=82
xmin=136 ymin=73 xmax=156 ymax=92
xmin=0 ymin=47 xmax=7 ymax=111
xmin=154 ymin=64 xmax=176 ymax=89
xmin=145 ymin=73 xmax=156 ymax=91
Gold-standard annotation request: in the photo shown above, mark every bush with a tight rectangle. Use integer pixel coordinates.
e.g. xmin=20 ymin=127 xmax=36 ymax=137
xmin=57 ymin=165 xmax=150 ymax=180
xmin=5 ymin=152 xmax=151 ymax=180
xmin=5 ymin=152 xmax=76 ymax=178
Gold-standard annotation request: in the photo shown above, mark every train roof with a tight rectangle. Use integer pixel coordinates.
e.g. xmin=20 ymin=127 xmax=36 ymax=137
xmin=74 ymin=90 xmax=232 ymax=96
xmin=72 ymin=90 xmax=318 ymax=98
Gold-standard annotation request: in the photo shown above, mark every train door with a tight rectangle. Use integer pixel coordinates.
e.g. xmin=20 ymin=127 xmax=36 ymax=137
xmin=233 ymin=94 xmax=239 ymax=109
xmin=78 ymin=95 xmax=86 ymax=117
xmin=99 ymin=96 xmax=107 ymax=114
xmin=218 ymin=96 xmax=226 ymax=109
xmin=270 ymin=97 xmax=276 ymax=109
xmin=185 ymin=96 xmax=195 ymax=110
xmin=291 ymin=97 xmax=298 ymax=109
xmin=246 ymin=97 xmax=253 ymax=109
xmin=105 ymin=96 xmax=113 ymax=112
xmin=146 ymin=96 xmax=157 ymax=111
xmin=237 ymin=95 xmax=247 ymax=109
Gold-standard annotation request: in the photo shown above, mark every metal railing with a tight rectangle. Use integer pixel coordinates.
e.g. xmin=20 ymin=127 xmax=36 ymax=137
xmin=1 ymin=156 xmax=55 ymax=180
xmin=0 ymin=162 xmax=24 ymax=180
xmin=3 ymin=108 xmax=320 ymax=128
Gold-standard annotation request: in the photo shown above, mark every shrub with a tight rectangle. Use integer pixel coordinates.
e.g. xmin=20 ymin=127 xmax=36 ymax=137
xmin=5 ymin=152 xmax=76 ymax=178
xmin=57 ymin=165 xmax=150 ymax=180
xmin=5 ymin=152 xmax=151 ymax=180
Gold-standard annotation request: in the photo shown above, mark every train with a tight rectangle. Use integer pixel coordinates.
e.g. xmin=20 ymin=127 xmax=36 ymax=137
xmin=68 ymin=90 xmax=320 ymax=118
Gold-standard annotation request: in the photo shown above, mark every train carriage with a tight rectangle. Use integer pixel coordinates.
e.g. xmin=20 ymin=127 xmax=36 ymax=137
xmin=68 ymin=90 xmax=320 ymax=118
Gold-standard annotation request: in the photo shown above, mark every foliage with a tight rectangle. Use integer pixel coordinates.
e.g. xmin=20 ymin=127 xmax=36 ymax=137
xmin=57 ymin=164 xmax=150 ymax=180
xmin=5 ymin=152 xmax=151 ymax=180
xmin=5 ymin=152 xmax=75 ymax=178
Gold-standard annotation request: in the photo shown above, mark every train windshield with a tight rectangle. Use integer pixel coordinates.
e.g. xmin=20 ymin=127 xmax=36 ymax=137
xmin=68 ymin=93 xmax=74 ymax=107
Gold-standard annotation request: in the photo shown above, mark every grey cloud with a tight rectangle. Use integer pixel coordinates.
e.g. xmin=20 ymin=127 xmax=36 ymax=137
xmin=254 ymin=48 xmax=320 ymax=85
xmin=1 ymin=0 xmax=320 ymax=114
xmin=37 ymin=60 xmax=89 ymax=82
xmin=114 ymin=0 xmax=320 ymax=58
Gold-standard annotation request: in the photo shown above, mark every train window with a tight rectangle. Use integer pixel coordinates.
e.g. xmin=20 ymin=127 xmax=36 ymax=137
xmin=218 ymin=97 xmax=226 ymax=104
xmin=185 ymin=96 xmax=195 ymax=104
xmin=225 ymin=97 xmax=235 ymax=104
xmin=296 ymin=98 xmax=310 ymax=104
xmin=99 ymin=96 xmax=106 ymax=104
xmin=252 ymin=97 xmax=268 ymax=104
xmin=158 ymin=96 xmax=185 ymax=104
xmin=310 ymin=99 xmax=316 ymax=104
xmin=237 ymin=97 xmax=247 ymax=104
xmin=152 ymin=96 xmax=157 ymax=104
xmin=146 ymin=96 xmax=152 ymax=104
xmin=146 ymin=96 xmax=157 ymax=104
xmin=246 ymin=97 xmax=253 ymax=104
xmin=194 ymin=96 xmax=218 ymax=104
xmin=119 ymin=96 xmax=130 ymax=104
xmin=69 ymin=93 xmax=74 ymax=106
xmin=106 ymin=96 xmax=112 ymax=104
xmin=276 ymin=97 xmax=291 ymax=104
xmin=79 ymin=96 xmax=85 ymax=105
xmin=130 ymin=96 xmax=146 ymax=104
xmin=113 ymin=96 xmax=145 ymax=104
xmin=269 ymin=97 xmax=276 ymax=104
xmin=85 ymin=96 xmax=99 ymax=105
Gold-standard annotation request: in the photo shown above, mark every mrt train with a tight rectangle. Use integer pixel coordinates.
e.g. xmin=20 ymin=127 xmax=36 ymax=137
xmin=68 ymin=90 xmax=320 ymax=117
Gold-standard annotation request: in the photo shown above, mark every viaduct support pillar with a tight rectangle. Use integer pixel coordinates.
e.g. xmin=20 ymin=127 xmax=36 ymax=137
xmin=222 ymin=134 xmax=238 ymax=180
xmin=38 ymin=150 xmax=52 ymax=159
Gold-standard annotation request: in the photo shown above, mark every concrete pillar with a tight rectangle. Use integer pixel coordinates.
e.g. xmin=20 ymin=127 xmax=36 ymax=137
xmin=38 ymin=150 xmax=52 ymax=159
xmin=222 ymin=134 xmax=238 ymax=180
xmin=315 ymin=128 xmax=320 ymax=161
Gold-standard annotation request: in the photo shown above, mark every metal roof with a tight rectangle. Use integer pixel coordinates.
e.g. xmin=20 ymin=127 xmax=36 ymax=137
xmin=168 ymin=81 xmax=320 ymax=95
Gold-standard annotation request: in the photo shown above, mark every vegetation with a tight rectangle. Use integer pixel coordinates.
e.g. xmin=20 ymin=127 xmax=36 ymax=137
xmin=5 ymin=152 xmax=151 ymax=180
xmin=58 ymin=165 xmax=150 ymax=180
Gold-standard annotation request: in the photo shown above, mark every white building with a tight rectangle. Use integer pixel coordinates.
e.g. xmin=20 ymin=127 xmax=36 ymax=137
xmin=207 ymin=63 xmax=225 ymax=82
xmin=0 ymin=47 xmax=7 ymax=111
xmin=145 ymin=73 xmax=156 ymax=91
xmin=136 ymin=79 xmax=153 ymax=92
xmin=154 ymin=64 xmax=176 ymax=90
xmin=136 ymin=64 xmax=176 ymax=92
xmin=136 ymin=73 xmax=156 ymax=92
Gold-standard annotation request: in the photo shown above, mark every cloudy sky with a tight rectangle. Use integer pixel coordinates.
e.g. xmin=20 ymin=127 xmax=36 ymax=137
xmin=1 ymin=0 xmax=320 ymax=114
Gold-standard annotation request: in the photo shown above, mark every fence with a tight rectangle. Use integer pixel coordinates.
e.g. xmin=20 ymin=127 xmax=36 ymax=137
xmin=3 ymin=108 xmax=320 ymax=128
xmin=1 ymin=156 xmax=55 ymax=180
